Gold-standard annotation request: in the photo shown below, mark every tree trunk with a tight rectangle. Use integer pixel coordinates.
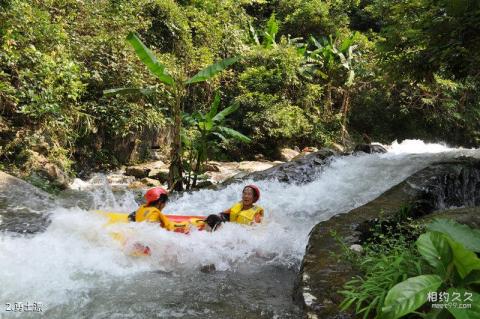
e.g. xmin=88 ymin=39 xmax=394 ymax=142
xmin=168 ymin=87 xmax=184 ymax=191
xmin=340 ymin=89 xmax=350 ymax=145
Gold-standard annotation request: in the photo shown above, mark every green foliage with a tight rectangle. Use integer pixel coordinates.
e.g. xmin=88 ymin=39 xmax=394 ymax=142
xmin=2 ymin=0 xmax=480 ymax=177
xmin=186 ymin=56 xmax=239 ymax=84
xmin=341 ymin=219 xmax=480 ymax=319
xmin=340 ymin=237 xmax=424 ymax=319
xmin=427 ymin=218 xmax=480 ymax=252
xmin=183 ymin=92 xmax=249 ymax=188
xmin=381 ymin=274 xmax=443 ymax=319
xmin=126 ymin=32 xmax=175 ymax=85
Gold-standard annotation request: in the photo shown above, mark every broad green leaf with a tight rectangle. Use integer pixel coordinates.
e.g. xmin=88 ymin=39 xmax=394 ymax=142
xmin=448 ymin=239 xmax=480 ymax=279
xmin=262 ymin=13 xmax=278 ymax=47
xmin=103 ymin=87 xmax=156 ymax=97
xmin=416 ymin=232 xmax=452 ymax=276
xmin=340 ymin=36 xmax=353 ymax=53
xmin=212 ymin=132 xmax=227 ymax=142
xmin=126 ymin=32 xmax=174 ymax=86
xmin=446 ymin=288 xmax=480 ymax=319
xmin=206 ymin=92 xmax=220 ymax=121
xmin=198 ymin=121 xmax=212 ymax=132
xmin=212 ymin=102 xmax=239 ymax=123
xmin=266 ymin=13 xmax=278 ymax=41
xmin=185 ymin=57 xmax=239 ymax=84
xmin=427 ymin=219 xmax=480 ymax=252
xmin=380 ymin=275 xmax=442 ymax=319
xmin=217 ymin=126 xmax=251 ymax=143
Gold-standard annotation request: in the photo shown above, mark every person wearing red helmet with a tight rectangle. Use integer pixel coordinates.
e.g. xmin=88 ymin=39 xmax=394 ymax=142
xmin=205 ymin=184 xmax=264 ymax=231
xmin=128 ymin=186 xmax=174 ymax=230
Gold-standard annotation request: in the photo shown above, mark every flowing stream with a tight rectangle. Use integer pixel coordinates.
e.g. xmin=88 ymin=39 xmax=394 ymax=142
xmin=1 ymin=140 xmax=479 ymax=318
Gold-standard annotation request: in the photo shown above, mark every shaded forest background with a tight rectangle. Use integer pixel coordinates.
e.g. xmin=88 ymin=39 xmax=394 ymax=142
xmin=1 ymin=0 xmax=479 ymax=180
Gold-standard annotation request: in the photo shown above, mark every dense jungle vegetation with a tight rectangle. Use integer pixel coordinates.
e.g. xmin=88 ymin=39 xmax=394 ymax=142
xmin=1 ymin=0 xmax=479 ymax=186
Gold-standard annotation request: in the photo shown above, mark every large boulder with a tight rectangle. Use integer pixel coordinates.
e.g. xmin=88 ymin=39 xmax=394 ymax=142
xmin=27 ymin=150 xmax=70 ymax=189
xmin=354 ymin=143 xmax=387 ymax=154
xmin=0 ymin=171 xmax=54 ymax=234
xmin=224 ymin=149 xmax=337 ymax=186
xmin=279 ymin=148 xmax=300 ymax=162
xmin=294 ymin=157 xmax=480 ymax=319
xmin=125 ymin=166 xmax=151 ymax=179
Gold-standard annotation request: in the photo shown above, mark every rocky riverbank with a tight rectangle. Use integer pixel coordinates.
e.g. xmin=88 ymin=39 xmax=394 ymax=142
xmin=294 ymin=157 xmax=480 ymax=318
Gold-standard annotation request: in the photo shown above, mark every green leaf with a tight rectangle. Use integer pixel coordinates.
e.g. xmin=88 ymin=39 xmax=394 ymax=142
xmin=266 ymin=13 xmax=278 ymax=41
xmin=217 ymin=126 xmax=251 ymax=143
xmin=206 ymin=92 xmax=220 ymax=121
xmin=446 ymin=288 xmax=480 ymax=319
xmin=427 ymin=219 xmax=480 ymax=252
xmin=103 ymin=87 xmax=156 ymax=97
xmin=416 ymin=232 xmax=452 ymax=276
xmin=126 ymin=32 xmax=174 ymax=86
xmin=212 ymin=132 xmax=227 ymax=142
xmin=262 ymin=13 xmax=278 ymax=47
xmin=185 ymin=57 xmax=239 ymax=84
xmin=448 ymin=239 xmax=480 ymax=279
xmin=380 ymin=275 xmax=442 ymax=319
xmin=212 ymin=102 xmax=239 ymax=123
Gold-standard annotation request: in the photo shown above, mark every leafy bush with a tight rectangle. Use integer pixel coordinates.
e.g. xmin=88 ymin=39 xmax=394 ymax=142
xmin=340 ymin=219 xmax=480 ymax=319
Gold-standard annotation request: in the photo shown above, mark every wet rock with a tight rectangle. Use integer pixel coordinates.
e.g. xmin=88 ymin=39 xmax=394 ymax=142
xmin=39 ymin=163 xmax=70 ymax=189
xmin=194 ymin=180 xmax=213 ymax=189
xmin=0 ymin=171 xmax=54 ymax=234
xmin=294 ymin=157 xmax=480 ymax=318
xmin=224 ymin=149 xmax=336 ymax=186
xmin=125 ymin=167 xmax=151 ymax=179
xmin=127 ymin=181 xmax=147 ymax=189
xmin=27 ymin=150 xmax=70 ymax=189
xmin=254 ymin=154 xmax=265 ymax=161
xmin=237 ymin=161 xmax=276 ymax=172
xmin=354 ymin=143 xmax=387 ymax=154
xmin=349 ymin=244 xmax=363 ymax=253
xmin=31 ymin=141 xmax=49 ymax=155
xmin=279 ymin=148 xmax=300 ymax=162
xmin=330 ymin=143 xmax=345 ymax=153
xmin=140 ymin=177 xmax=162 ymax=187
xmin=203 ymin=163 xmax=220 ymax=172
xmin=149 ymin=169 xmax=169 ymax=183
xmin=200 ymin=263 xmax=216 ymax=273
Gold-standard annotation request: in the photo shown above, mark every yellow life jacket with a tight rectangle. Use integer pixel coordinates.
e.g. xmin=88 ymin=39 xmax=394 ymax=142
xmin=229 ymin=202 xmax=264 ymax=225
xmin=135 ymin=205 xmax=174 ymax=231
xmin=135 ymin=205 xmax=201 ymax=233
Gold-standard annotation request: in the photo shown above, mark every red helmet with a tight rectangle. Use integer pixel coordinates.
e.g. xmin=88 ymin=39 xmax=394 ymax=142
xmin=144 ymin=187 xmax=168 ymax=204
xmin=244 ymin=184 xmax=260 ymax=202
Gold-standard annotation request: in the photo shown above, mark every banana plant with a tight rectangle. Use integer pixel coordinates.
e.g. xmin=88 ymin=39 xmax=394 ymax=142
xmin=183 ymin=92 xmax=250 ymax=189
xmin=299 ymin=33 xmax=359 ymax=143
xmin=105 ymin=32 xmax=238 ymax=191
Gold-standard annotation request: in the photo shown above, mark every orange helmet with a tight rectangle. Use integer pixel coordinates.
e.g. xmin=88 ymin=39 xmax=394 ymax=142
xmin=244 ymin=184 xmax=260 ymax=202
xmin=144 ymin=187 xmax=168 ymax=205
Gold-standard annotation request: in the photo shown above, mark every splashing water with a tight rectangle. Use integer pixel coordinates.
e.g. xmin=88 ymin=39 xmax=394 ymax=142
xmin=0 ymin=140 xmax=478 ymax=318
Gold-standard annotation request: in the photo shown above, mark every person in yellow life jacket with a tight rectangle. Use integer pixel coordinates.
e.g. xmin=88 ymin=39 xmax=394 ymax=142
xmin=127 ymin=186 xmax=174 ymax=231
xmin=205 ymin=184 xmax=264 ymax=231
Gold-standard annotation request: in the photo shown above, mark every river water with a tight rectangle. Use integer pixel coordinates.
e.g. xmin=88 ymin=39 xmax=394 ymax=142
xmin=0 ymin=140 xmax=478 ymax=318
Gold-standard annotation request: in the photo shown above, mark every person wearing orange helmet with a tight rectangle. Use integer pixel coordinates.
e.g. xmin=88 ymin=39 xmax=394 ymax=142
xmin=205 ymin=184 xmax=264 ymax=231
xmin=128 ymin=186 xmax=174 ymax=231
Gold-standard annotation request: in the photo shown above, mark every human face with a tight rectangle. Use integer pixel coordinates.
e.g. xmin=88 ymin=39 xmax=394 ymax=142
xmin=242 ymin=187 xmax=255 ymax=207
